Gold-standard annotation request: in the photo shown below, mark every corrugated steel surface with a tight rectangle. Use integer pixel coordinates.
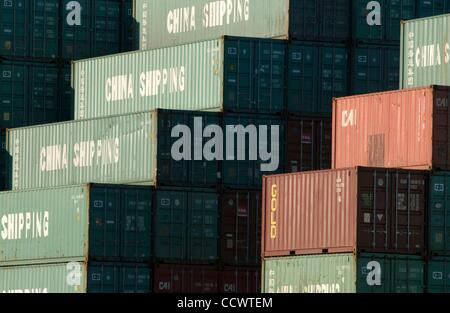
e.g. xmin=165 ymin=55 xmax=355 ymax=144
xmin=133 ymin=0 xmax=289 ymax=50
xmin=220 ymin=190 xmax=261 ymax=266
xmin=262 ymin=253 xmax=424 ymax=293
xmin=332 ymin=86 xmax=450 ymax=170
xmin=72 ymin=37 xmax=286 ymax=120
xmin=416 ymin=0 xmax=450 ymax=17
xmin=0 ymin=262 xmax=88 ymax=293
xmin=0 ymin=184 xmax=152 ymax=265
xmin=154 ymin=189 xmax=219 ymax=263
xmin=262 ymin=167 xmax=427 ymax=257
xmin=400 ymin=14 xmax=450 ymax=89
xmin=429 ymin=172 xmax=450 ymax=256
xmin=286 ymin=117 xmax=332 ymax=172
xmin=219 ymin=267 xmax=261 ymax=293
xmin=0 ymin=130 xmax=7 ymax=191
xmin=7 ymin=111 xmax=157 ymax=190
xmin=153 ymin=264 xmax=218 ymax=293
xmin=427 ymin=257 xmax=450 ymax=293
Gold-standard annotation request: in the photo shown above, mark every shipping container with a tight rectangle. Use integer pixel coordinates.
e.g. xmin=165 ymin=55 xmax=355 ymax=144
xmin=332 ymin=86 xmax=450 ymax=170
xmin=0 ymin=262 xmax=151 ymax=293
xmin=0 ymin=184 xmax=152 ymax=265
xmin=0 ymin=60 xmax=71 ymax=129
xmin=72 ymin=37 xmax=286 ymax=119
xmin=400 ymin=14 xmax=450 ymax=89
xmin=429 ymin=172 xmax=450 ymax=256
xmin=353 ymin=0 xmax=415 ymax=43
xmin=262 ymin=167 xmax=427 ymax=258
xmin=262 ymin=253 xmax=424 ymax=293
xmin=220 ymin=190 xmax=261 ymax=266
xmin=0 ymin=130 xmax=7 ymax=191
xmin=0 ymin=0 xmax=128 ymax=61
xmin=285 ymin=117 xmax=332 ymax=173
xmin=287 ymin=42 xmax=349 ymax=115
xmin=153 ymin=264 xmax=218 ymax=293
xmin=121 ymin=0 xmax=134 ymax=52
xmin=154 ymin=188 xmax=219 ymax=263
xmin=427 ymin=257 xmax=450 ymax=293
xmin=351 ymin=45 xmax=399 ymax=95
xmin=219 ymin=267 xmax=261 ymax=293
xmin=416 ymin=0 xmax=450 ymax=17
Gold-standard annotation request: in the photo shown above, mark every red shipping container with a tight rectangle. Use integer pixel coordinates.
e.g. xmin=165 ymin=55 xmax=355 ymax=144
xmin=332 ymin=86 xmax=450 ymax=170
xmin=286 ymin=117 xmax=332 ymax=173
xmin=262 ymin=167 xmax=427 ymax=258
xmin=219 ymin=267 xmax=261 ymax=293
xmin=220 ymin=191 xmax=261 ymax=266
xmin=153 ymin=264 xmax=218 ymax=293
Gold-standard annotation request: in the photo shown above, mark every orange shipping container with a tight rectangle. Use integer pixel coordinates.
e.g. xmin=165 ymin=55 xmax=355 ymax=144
xmin=332 ymin=86 xmax=450 ymax=170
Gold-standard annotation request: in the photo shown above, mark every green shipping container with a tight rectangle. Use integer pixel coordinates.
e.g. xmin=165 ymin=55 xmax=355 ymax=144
xmin=72 ymin=37 xmax=286 ymax=119
xmin=0 ymin=60 xmax=71 ymax=129
xmin=353 ymin=0 xmax=415 ymax=43
xmin=121 ymin=0 xmax=134 ymax=52
xmin=287 ymin=42 xmax=349 ymax=115
xmin=154 ymin=188 xmax=219 ymax=262
xmin=0 ymin=130 xmax=7 ymax=191
xmin=400 ymin=14 xmax=450 ymax=89
xmin=427 ymin=257 xmax=450 ymax=293
xmin=351 ymin=45 xmax=399 ymax=95
xmin=416 ymin=0 xmax=450 ymax=17
xmin=429 ymin=172 xmax=450 ymax=256
xmin=0 ymin=184 xmax=152 ymax=265
xmin=0 ymin=262 xmax=152 ymax=293
xmin=262 ymin=254 xmax=424 ymax=293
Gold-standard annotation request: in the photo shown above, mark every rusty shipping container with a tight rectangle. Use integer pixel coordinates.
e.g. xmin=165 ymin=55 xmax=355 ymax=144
xmin=262 ymin=167 xmax=427 ymax=258
xmin=153 ymin=264 xmax=218 ymax=293
xmin=220 ymin=190 xmax=261 ymax=266
xmin=286 ymin=117 xmax=332 ymax=173
xmin=219 ymin=267 xmax=261 ymax=293
xmin=332 ymin=86 xmax=450 ymax=170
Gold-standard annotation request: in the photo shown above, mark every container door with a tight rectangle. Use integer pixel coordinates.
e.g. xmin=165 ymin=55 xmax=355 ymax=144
xmin=29 ymin=64 xmax=59 ymax=125
xmin=322 ymin=0 xmax=351 ymax=41
xmin=0 ymin=0 xmax=29 ymax=57
xmin=427 ymin=257 xmax=450 ymax=293
xmin=87 ymin=263 xmax=120 ymax=293
xmin=119 ymin=264 xmax=151 ymax=293
xmin=30 ymin=0 xmax=58 ymax=58
xmin=0 ymin=130 xmax=7 ymax=191
xmin=92 ymin=0 xmax=121 ymax=57
xmin=289 ymin=0 xmax=320 ymax=40
xmin=390 ymin=255 xmax=424 ymax=293
xmin=121 ymin=0 xmax=134 ymax=52
xmin=385 ymin=0 xmax=415 ymax=41
xmin=0 ymin=62 xmax=27 ymax=128
xmin=154 ymin=190 xmax=187 ymax=261
xmin=429 ymin=173 xmax=450 ymax=255
xmin=416 ymin=0 xmax=450 ymax=17
xmin=89 ymin=186 xmax=121 ymax=259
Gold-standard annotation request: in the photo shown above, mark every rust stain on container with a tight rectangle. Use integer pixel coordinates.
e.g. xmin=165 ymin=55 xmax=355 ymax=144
xmin=332 ymin=86 xmax=450 ymax=170
xmin=262 ymin=167 xmax=427 ymax=258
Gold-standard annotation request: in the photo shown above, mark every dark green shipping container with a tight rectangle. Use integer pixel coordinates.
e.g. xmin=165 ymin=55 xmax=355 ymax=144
xmin=351 ymin=45 xmax=399 ymax=95
xmin=353 ymin=0 xmax=415 ymax=43
xmin=427 ymin=257 xmax=450 ymax=293
xmin=121 ymin=0 xmax=134 ymax=52
xmin=0 ymin=60 xmax=71 ymax=128
xmin=429 ymin=172 xmax=450 ymax=256
xmin=154 ymin=189 xmax=218 ymax=263
xmin=0 ymin=130 xmax=7 ymax=191
xmin=287 ymin=42 xmax=349 ymax=115
xmin=416 ymin=0 xmax=450 ymax=17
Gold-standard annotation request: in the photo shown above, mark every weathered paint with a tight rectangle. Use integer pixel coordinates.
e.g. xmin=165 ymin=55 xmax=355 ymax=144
xmin=427 ymin=257 xmax=450 ymax=293
xmin=429 ymin=172 xmax=450 ymax=255
xmin=400 ymin=14 xmax=450 ymax=89
xmin=72 ymin=37 xmax=286 ymax=120
xmin=262 ymin=254 xmax=424 ymax=293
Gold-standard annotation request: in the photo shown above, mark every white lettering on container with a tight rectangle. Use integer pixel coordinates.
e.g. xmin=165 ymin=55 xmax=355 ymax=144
xmin=105 ymin=74 xmax=134 ymax=102
xmin=73 ymin=138 xmax=120 ymax=168
xmin=167 ymin=6 xmax=196 ymax=34
xmin=66 ymin=1 xmax=81 ymax=26
xmin=203 ymin=0 xmax=250 ymax=28
xmin=139 ymin=66 xmax=185 ymax=98
xmin=40 ymin=145 xmax=68 ymax=172
xmin=0 ymin=211 xmax=49 ymax=241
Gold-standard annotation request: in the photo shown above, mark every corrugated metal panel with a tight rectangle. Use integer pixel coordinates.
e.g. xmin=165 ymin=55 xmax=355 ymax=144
xmin=262 ymin=254 xmax=424 ymax=293
xmin=154 ymin=188 xmax=218 ymax=263
xmin=153 ymin=264 xmax=218 ymax=293
xmin=416 ymin=0 xmax=450 ymax=17
xmin=427 ymin=257 xmax=450 ymax=293
xmin=0 ymin=262 xmax=88 ymax=293
xmin=0 ymin=0 xmax=29 ymax=57
xmin=262 ymin=167 xmax=427 ymax=257
xmin=133 ymin=0 xmax=289 ymax=50
xmin=121 ymin=0 xmax=134 ymax=52
xmin=219 ymin=267 xmax=261 ymax=293
xmin=400 ymin=14 xmax=450 ymax=89
xmin=429 ymin=172 xmax=450 ymax=256
xmin=0 ymin=130 xmax=7 ymax=191
xmin=332 ymin=86 xmax=450 ymax=170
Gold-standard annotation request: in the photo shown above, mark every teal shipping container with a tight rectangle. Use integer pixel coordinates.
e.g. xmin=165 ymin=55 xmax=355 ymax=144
xmin=154 ymin=188 xmax=219 ymax=263
xmin=0 ymin=262 xmax=152 ymax=293
xmin=353 ymin=0 xmax=415 ymax=43
xmin=0 ymin=0 xmax=129 ymax=60
xmin=262 ymin=253 xmax=424 ymax=293
xmin=0 ymin=184 xmax=152 ymax=265
xmin=429 ymin=172 xmax=450 ymax=256
xmin=287 ymin=42 xmax=349 ymax=115
xmin=6 ymin=109 xmax=283 ymax=190
xmin=416 ymin=0 xmax=450 ymax=17
xmin=121 ymin=0 xmax=134 ymax=52
xmin=427 ymin=257 xmax=450 ymax=293
xmin=72 ymin=37 xmax=286 ymax=119
xmin=0 ymin=60 xmax=71 ymax=129
xmin=0 ymin=130 xmax=7 ymax=191
xmin=351 ymin=45 xmax=399 ymax=95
